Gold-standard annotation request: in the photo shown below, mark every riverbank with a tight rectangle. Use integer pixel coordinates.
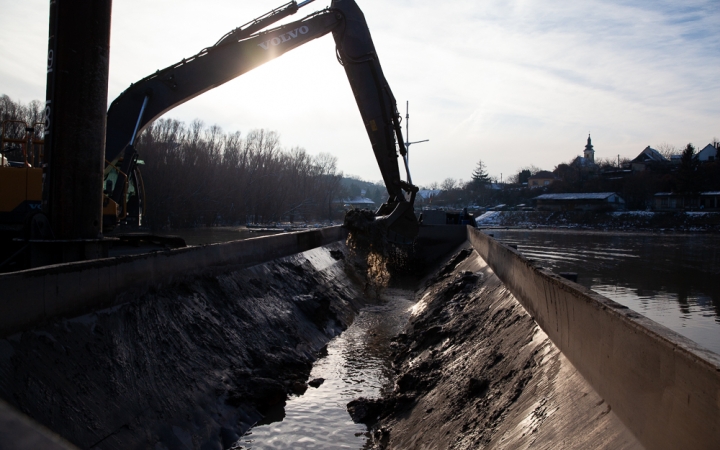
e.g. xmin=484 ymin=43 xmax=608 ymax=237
xmin=476 ymin=210 xmax=720 ymax=232
xmin=357 ymin=247 xmax=641 ymax=449
xmin=0 ymin=242 xmax=367 ymax=449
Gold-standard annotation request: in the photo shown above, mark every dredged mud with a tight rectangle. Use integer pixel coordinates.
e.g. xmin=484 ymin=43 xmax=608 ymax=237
xmin=356 ymin=247 xmax=642 ymax=449
xmin=0 ymin=242 xmax=369 ymax=449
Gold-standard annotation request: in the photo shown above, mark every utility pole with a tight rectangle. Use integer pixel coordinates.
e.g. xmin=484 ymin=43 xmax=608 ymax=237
xmin=403 ymin=101 xmax=429 ymax=185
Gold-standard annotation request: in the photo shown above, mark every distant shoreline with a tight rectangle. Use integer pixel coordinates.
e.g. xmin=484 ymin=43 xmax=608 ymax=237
xmin=475 ymin=210 xmax=720 ymax=234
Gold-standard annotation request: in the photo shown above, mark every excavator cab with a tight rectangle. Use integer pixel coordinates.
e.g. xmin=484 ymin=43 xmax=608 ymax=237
xmin=102 ymin=156 xmax=145 ymax=231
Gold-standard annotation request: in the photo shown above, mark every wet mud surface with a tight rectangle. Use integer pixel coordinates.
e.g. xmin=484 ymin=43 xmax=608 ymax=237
xmin=360 ymin=248 xmax=641 ymax=449
xmin=0 ymin=243 xmax=367 ymax=449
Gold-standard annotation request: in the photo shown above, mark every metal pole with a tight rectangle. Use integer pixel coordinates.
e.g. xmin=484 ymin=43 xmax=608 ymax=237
xmin=405 ymin=100 xmax=409 ymax=156
xmin=402 ymin=101 xmax=429 ymax=183
xmin=42 ymin=0 xmax=112 ymax=261
xmin=402 ymin=101 xmax=411 ymax=185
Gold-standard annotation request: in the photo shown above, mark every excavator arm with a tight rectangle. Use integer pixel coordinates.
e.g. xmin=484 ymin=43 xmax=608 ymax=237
xmin=332 ymin=0 xmax=419 ymax=242
xmin=105 ymin=0 xmax=419 ymax=241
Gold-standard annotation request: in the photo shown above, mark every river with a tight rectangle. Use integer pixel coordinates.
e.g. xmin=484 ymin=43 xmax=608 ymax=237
xmin=489 ymin=229 xmax=720 ymax=355
xmin=236 ymin=289 xmax=415 ymax=449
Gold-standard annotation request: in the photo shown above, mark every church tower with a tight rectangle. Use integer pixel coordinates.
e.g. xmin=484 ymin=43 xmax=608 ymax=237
xmin=584 ymin=134 xmax=595 ymax=163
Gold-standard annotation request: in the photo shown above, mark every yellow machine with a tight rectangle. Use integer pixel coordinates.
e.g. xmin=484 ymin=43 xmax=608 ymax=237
xmin=0 ymin=120 xmax=139 ymax=236
xmin=0 ymin=121 xmax=44 ymax=231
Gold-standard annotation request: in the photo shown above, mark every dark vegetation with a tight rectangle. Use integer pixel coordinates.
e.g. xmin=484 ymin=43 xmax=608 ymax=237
xmin=340 ymin=176 xmax=386 ymax=204
xmin=135 ymin=119 xmax=344 ymax=228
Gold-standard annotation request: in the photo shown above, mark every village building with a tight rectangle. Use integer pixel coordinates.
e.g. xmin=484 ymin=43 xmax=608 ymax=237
xmin=583 ymin=134 xmax=595 ymax=162
xmin=341 ymin=196 xmax=376 ymax=209
xmin=630 ymin=146 xmax=668 ymax=172
xmin=533 ymin=192 xmax=625 ymax=211
xmin=654 ymin=191 xmax=720 ymax=211
xmin=696 ymin=143 xmax=718 ymax=163
xmin=417 ymin=189 xmax=441 ymax=200
xmin=527 ymin=170 xmax=559 ymax=189
xmin=571 ymin=134 xmax=598 ymax=169
xmin=703 ymin=192 xmax=720 ymax=210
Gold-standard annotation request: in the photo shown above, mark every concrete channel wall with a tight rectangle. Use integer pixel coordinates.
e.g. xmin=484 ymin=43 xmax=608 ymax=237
xmin=468 ymin=226 xmax=720 ymax=450
xmin=0 ymin=226 xmax=347 ymax=338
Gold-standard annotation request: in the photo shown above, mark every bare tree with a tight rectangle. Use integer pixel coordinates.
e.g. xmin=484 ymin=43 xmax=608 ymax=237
xmin=441 ymin=178 xmax=457 ymax=191
xmin=656 ymin=142 xmax=679 ymax=160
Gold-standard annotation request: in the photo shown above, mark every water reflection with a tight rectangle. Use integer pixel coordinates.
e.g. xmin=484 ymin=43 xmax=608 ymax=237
xmin=238 ymin=289 xmax=414 ymax=449
xmin=491 ymin=230 xmax=720 ymax=355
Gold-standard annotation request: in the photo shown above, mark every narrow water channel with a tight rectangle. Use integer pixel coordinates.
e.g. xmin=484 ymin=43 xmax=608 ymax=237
xmin=236 ymin=289 xmax=415 ymax=449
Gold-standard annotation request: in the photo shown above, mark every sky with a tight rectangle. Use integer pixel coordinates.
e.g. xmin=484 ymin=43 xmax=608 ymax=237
xmin=1 ymin=0 xmax=718 ymax=187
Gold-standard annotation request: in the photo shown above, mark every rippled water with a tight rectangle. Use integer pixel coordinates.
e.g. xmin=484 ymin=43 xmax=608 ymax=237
xmin=490 ymin=229 xmax=720 ymax=355
xmin=237 ymin=289 xmax=415 ymax=449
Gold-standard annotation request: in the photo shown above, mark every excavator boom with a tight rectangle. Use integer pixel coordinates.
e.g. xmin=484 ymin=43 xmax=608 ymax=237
xmin=105 ymin=0 xmax=419 ymax=241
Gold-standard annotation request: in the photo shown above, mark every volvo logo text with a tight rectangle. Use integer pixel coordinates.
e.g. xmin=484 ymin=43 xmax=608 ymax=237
xmin=257 ymin=26 xmax=309 ymax=50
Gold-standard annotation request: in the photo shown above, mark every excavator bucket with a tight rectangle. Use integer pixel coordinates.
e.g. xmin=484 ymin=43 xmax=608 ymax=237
xmin=344 ymin=200 xmax=419 ymax=246
xmin=375 ymin=201 xmax=419 ymax=245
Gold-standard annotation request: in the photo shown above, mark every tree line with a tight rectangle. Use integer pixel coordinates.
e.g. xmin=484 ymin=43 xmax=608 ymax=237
xmin=135 ymin=119 xmax=346 ymax=228
xmin=1 ymin=94 xmax=345 ymax=229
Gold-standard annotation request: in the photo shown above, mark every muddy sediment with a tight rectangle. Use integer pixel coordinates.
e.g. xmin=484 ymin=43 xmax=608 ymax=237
xmin=360 ymin=247 xmax=642 ymax=449
xmin=0 ymin=242 xmax=367 ymax=449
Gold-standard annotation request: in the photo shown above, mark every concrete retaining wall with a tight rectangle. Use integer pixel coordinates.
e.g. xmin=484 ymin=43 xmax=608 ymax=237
xmin=0 ymin=226 xmax=347 ymax=337
xmin=468 ymin=226 xmax=720 ymax=450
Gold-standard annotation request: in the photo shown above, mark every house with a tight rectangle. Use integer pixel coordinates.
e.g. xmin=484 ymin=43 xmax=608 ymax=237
xmin=654 ymin=191 xmax=720 ymax=211
xmin=702 ymin=192 xmax=720 ymax=210
xmin=696 ymin=143 xmax=718 ymax=163
xmin=342 ymin=196 xmax=376 ymax=209
xmin=533 ymin=192 xmax=625 ymax=211
xmin=417 ymin=189 xmax=441 ymax=200
xmin=527 ymin=171 xmax=559 ymax=189
xmin=631 ymin=146 xmax=668 ymax=172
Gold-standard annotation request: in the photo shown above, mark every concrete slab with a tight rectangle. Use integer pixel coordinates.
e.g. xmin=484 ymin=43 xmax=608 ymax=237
xmin=468 ymin=226 xmax=720 ymax=450
xmin=0 ymin=227 xmax=347 ymax=337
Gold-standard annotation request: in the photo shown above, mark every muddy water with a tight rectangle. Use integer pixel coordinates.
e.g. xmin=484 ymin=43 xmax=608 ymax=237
xmin=237 ymin=289 xmax=415 ymax=449
xmin=490 ymin=229 xmax=720 ymax=355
